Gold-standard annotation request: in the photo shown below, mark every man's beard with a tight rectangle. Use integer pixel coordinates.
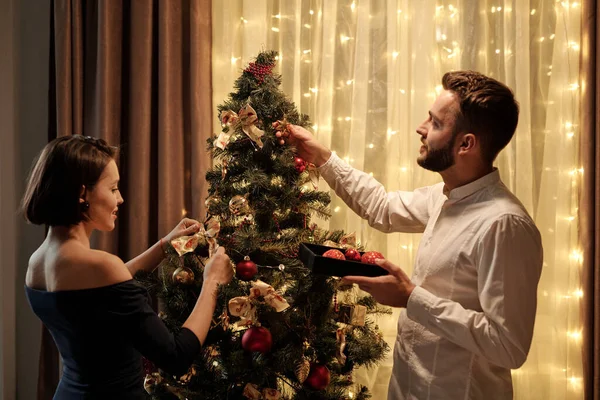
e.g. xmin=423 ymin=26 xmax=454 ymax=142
xmin=417 ymin=134 xmax=457 ymax=172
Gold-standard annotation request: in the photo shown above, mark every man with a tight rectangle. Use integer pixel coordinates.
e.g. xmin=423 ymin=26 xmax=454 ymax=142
xmin=276 ymin=71 xmax=543 ymax=399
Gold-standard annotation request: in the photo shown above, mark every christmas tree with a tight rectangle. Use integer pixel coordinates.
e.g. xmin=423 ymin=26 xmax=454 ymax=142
xmin=138 ymin=51 xmax=390 ymax=400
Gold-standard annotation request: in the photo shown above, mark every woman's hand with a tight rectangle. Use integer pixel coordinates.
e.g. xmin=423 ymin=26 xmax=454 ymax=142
xmin=163 ymin=218 xmax=202 ymax=243
xmin=203 ymin=247 xmax=233 ymax=286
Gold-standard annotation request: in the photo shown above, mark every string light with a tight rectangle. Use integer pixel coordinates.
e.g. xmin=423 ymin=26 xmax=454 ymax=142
xmin=367 ymin=143 xmax=374 ymax=149
xmin=531 ymin=9 xmax=537 ymax=15
xmin=271 ymin=27 xmax=279 ymax=32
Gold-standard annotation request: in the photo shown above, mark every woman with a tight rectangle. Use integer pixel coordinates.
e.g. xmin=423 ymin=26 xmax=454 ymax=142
xmin=22 ymin=135 xmax=233 ymax=399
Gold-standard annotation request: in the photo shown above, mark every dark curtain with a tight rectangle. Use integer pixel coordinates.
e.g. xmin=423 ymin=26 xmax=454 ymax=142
xmin=38 ymin=1 xmax=213 ymax=398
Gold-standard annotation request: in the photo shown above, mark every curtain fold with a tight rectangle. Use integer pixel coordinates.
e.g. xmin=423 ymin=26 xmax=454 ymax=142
xmin=581 ymin=1 xmax=599 ymax=399
xmin=39 ymin=1 xmax=213 ymax=398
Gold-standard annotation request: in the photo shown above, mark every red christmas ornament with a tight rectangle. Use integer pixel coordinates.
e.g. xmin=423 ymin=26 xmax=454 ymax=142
xmin=361 ymin=251 xmax=385 ymax=265
xmin=305 ymin=364 xmax=331 ymax=390
xmin=241 ymin=326 xmax=273 ymax=353
xmin=294 ymin=157 xmax=307 ymax=173
xmin=236 ymin=256 xmax=258 ymax=281
xmin=344 ymin=248 xmax=361 ymax=261
xmin=322 ymin=249 xmax=345 ymax=260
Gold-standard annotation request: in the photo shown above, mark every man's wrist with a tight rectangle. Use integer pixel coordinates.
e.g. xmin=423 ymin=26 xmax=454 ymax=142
xmin=315 ymin=149 xmax=332 ymax=167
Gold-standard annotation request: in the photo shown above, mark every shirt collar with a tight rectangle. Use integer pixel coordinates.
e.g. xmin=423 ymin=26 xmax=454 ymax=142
xmin=443 ymin=168 xmax=500 ymax=202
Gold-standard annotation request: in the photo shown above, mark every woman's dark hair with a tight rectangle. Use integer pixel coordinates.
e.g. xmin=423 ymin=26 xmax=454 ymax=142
xmin=21 ymin=135 xmax=119 ymax=226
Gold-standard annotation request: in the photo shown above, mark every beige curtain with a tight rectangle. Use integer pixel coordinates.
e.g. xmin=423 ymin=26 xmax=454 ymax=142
xmin=212 ymin=1 xmax=585 ymax=398
xmin=581 ymin=1 xmax=599 ymax=399
xmin=40 ymin=0 xmax=213 ymax=398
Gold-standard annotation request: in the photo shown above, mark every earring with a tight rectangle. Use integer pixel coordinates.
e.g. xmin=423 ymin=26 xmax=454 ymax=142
xmin=81 ymin=201 xmax=90 ymax=211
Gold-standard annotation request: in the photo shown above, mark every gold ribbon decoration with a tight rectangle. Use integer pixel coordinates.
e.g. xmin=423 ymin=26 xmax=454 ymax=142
xmin=336 ymin=327 xmax=347 ymax=365
xmin=238 ymin=104 xmax=265 ymax=148
xmin=228 ymin=280 xmax=290 ymax=329
xmin=322 ymin=232 xmax=357 ymax=250
xmin=214 ymin=110 xmax=239 ymax=150
xmin=170 ymin=218 xmax=221 ymax=257
xmin=242 ymin=384 xmax=281 ymax=400
xmin=262 ymin=388 xmax=282 ymax=400
xmin=242 ymin=383 xmax=262 ymax=399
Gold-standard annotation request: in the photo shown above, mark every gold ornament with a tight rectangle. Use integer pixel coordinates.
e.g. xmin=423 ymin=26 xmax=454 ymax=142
xmin=205 ymin=195 xmax=221 ymax=211
xmin=179 ymin=365 xmax=197 ymax=384
xmin=172 ymin=267 xmax=195 ymax=285
xmin=229 ymin=194 xmax=250 ymax=215
xmin=296 ymin=356 xmax=311 ymax=383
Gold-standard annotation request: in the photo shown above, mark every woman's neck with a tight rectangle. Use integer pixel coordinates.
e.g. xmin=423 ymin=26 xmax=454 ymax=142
xmin=47 ymin=224 xmax=92 ymax=248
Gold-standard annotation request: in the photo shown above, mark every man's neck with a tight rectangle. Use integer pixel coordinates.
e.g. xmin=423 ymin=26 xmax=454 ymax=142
xmin=440 ymin=164 xmax=495 ymax=192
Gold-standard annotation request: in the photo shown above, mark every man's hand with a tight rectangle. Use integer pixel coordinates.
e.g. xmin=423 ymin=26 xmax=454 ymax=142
xmin=341 ymin=259 xmax=416 ymax=308
xmin=273 ymin=123 xmax=332 ymax=167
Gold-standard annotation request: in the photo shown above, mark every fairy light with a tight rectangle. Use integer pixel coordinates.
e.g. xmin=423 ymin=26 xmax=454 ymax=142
xmin=568 ymin=41 xmax=580 ymax=51
xmin=350 ymin=1 xmax=356 ymax=11
xmin=181 ymin=208 xmax=187 ymax=217
xmin=346 ymin=79 xmax=353 ymax=85
xmin=567 ymin=330 xmax=582 ymax=340
xmin=240 ymin=17 xmax=248 ymax=23
xmin=340 ymin=35 xmax=351 ymax=43
xmin=304 ymin=24 xmax=311 ymax=29
xmin=345 ymin=116 xmax=351 ymax=121
xmin=367 ymin=143 xmax=374 ymax=149
xmin=392 ymin=51 xmax=399 ymax=59
xmin=309 ymin=87 xmax=318 ymax=93
xmin=574 ymin=289 xmax=584 ymax=298
xmin=231 ymin=57 xmax=238 ymax=64
xmin=334 ymin=206 xmax=341 ymax=213
xmin=531 ymin=9 xmax=537 ymax=14
xmin=309 ymin=9 xmax=314 ymax=15
xmin=271 ymin=27 xmax=280 ymax=32
xmin=570 ymin=250 xmax=583 ymax=264
xmin=303 ymin=49 xmax=311 ymax=54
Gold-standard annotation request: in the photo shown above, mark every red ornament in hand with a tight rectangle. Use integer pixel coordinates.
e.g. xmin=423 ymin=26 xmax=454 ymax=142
xmin=322 ymin=249 xmax=345 ymax=260
xmin=344 ymin=248 xmax=361 ymax=261
xmin=294 ymin=157 xmax=307 ymax=173
xmin=361 ymin=251 xmax=385 ymax=265
xmin=241 ymin=326 xmax=272 ymax=353
xmin=305 ymin=364 xmax=330 ymax=390
xmin=236 ymin=256 xmax=258 ymax=281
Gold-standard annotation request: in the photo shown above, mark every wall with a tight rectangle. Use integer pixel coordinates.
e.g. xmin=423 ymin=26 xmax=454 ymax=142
xmin=0 ymin=0 xmax=51 ymax=399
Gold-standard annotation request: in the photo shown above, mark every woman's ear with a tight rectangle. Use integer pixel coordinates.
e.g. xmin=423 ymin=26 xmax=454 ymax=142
xmin=79 ymin=185 xmax=87 ymax=203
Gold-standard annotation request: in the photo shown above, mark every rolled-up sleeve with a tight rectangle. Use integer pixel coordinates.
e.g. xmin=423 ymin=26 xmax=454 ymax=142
xmin=319 ymin=153 xmax=432 ymax=233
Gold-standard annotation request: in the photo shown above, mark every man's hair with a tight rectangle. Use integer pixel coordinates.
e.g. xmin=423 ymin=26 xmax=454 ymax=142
xmin=21 ymin=135 xmax=118 ymax=226
xmin=442 ymin=71 xmax=519 ymax=163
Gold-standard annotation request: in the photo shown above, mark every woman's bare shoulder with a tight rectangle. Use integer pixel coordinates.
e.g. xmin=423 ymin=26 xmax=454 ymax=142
xmin=29 ymin=242 xmax=132 ymax=291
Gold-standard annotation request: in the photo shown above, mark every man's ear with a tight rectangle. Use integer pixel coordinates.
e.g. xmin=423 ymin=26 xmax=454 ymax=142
xmin=458 ymin=133 xmax=476 ymax=153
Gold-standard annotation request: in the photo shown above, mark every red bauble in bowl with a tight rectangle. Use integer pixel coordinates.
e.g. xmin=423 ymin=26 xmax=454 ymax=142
xmin=305 ymin=364 xmax=330 ymax=390
xmin=361 ymin=251 xmax=384 ymax=265
xmin=322 ymin=249 xmax=345 ymax=260
xmin=241 ymin=326 xmax=272 ymax=353
xmin=344 ymin=248 xmax=361 ymax=261
xmin=236 ymin=256 xmax=258 ymax=281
